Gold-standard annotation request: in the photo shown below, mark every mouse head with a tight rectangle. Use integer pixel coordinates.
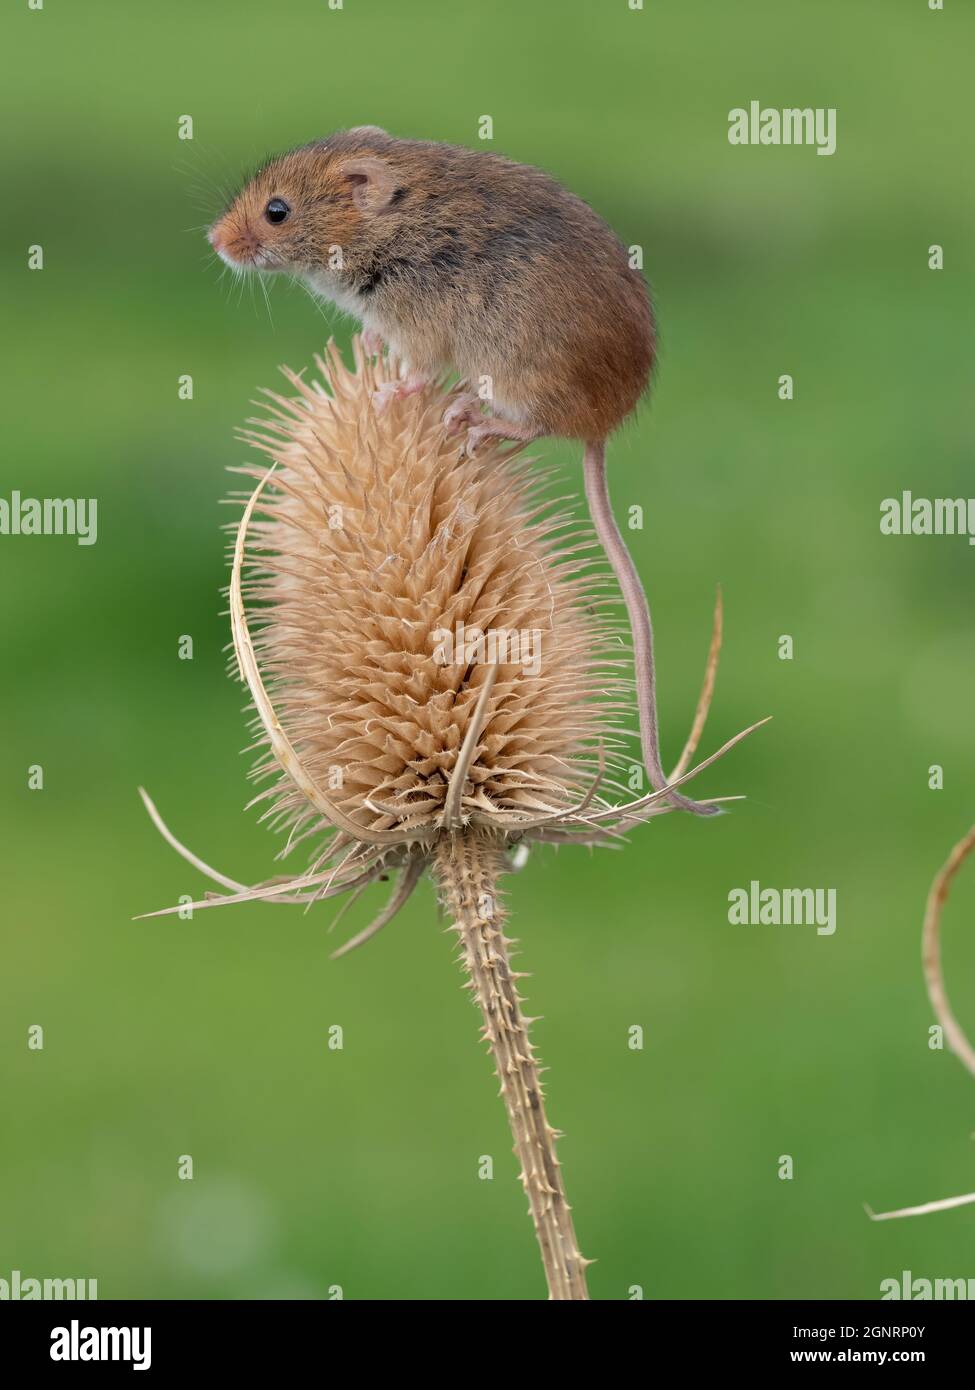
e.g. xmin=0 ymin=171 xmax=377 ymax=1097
xmin=207 ymin=128 xmax=402 ymax=274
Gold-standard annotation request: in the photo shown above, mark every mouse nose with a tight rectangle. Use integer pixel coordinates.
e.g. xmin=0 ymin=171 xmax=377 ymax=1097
xmin=207 ymin=218 xmax=227 ymax=252
xmin=208 ymin=214 xmax=261 ymax=265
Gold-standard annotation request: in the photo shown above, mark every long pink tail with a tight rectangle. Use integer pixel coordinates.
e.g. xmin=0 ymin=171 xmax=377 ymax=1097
xmin=583 ymin=439 xmax=719 ymax=817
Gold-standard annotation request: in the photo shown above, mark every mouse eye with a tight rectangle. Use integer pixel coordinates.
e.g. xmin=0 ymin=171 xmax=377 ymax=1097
xmin=265 ymin=198 xmax=291 ymax=225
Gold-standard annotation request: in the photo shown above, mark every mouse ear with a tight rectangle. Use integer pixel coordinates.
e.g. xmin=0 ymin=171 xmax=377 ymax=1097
xmin=341 ymin=157 xmax=400 ymax=213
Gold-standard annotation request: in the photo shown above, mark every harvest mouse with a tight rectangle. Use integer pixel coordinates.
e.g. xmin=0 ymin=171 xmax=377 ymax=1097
xmin=208 ymin=127 xmax=715 ymax=816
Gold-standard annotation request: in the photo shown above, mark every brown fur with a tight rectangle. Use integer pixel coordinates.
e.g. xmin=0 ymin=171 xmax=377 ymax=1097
xmin=209 ymin=129 xmax=654 ymax=440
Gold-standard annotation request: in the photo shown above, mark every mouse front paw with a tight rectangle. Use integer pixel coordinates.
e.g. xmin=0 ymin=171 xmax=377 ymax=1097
xmin=372 ymin=375 xmax=429 ymax=414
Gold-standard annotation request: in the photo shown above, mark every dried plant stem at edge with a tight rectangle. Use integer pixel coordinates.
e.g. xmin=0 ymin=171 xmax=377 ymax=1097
xmin=433 ymin=831 xmax=591 ymax=1300
xmin=922 ymin=823 xmax=975 ymax=1080
xmin=866 ymin=824 xmax=975 ymax=1223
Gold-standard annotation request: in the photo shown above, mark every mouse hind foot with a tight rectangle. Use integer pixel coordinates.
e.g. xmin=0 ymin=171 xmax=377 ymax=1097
xmin=443 ymin=392 xmax=483 ymax=434
xmin=463 ymin=416 xmax=545 ymax=456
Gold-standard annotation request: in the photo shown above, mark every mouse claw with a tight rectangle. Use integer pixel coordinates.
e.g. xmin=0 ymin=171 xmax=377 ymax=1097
xmin=464 ymin=425 xmax=488 ymax=455
xmin=443 ymin=393 xmax=482 ymax=435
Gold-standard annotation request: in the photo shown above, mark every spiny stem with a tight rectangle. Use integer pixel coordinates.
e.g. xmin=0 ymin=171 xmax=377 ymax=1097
xmin=433 ymin=831 xmax=590 ymax=1300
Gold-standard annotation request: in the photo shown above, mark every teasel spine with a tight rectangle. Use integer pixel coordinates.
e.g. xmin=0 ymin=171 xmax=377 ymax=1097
xmin=434 ymin=829 xmax=591 ymax=1300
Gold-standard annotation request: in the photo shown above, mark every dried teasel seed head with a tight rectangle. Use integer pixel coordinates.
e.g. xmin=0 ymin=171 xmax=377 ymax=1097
xmin=139 ymin=337 xmax=763 ymax=930
xmin=235 ymin=340 xmax=631 ymax=866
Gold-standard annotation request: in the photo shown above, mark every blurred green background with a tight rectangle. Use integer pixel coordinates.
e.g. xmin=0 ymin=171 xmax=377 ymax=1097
xmin=2 ymin=0 xmax=973 ymax=1301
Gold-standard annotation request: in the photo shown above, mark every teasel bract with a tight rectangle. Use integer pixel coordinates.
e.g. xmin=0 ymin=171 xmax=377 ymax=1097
xmin=140 ymin=338 xmax=766 ymax=1299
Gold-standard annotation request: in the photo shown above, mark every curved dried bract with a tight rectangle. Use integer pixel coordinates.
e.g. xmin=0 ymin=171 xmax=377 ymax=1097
xmin=231 ymin=462 xmax=429 ymax=850
xmin=137 ymin=786 xmax=375 ymax=905
xmin=135 ymin=858 xmax=385 ymax=921
xmin=330 ymin=854 xmax=427 ymax=959
xmin=442 ymin=663 xmax=499 ymax=831
xmin=866 ymin=1191 xmax=975 ymax=1222
xmin=491 ymin=717 xmax=769 ymax=835
xmin=670 ymin=587 xmax=723 ymax=782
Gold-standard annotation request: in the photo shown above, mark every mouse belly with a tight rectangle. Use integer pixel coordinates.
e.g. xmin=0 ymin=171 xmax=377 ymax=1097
xmin=455 ymin=327 xmax=649 ymax=441
xmin=475 ymin=373 xmax=632 ymax=442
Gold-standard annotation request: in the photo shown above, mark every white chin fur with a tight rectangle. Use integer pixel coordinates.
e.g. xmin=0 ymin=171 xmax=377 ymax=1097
xmin=305 ymin=270 xmax=365 ymax=321
xmin=217 ymin=248 xmax=274 ymax=271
